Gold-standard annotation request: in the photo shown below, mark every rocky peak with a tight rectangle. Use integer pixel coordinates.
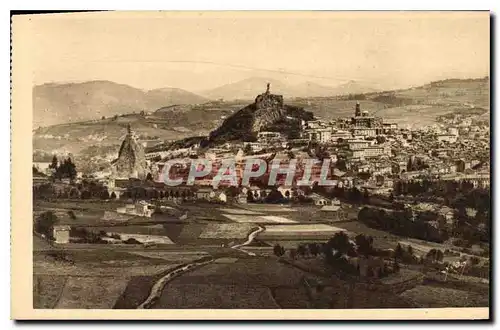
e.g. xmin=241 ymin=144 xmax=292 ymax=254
xmin=114 ymin=124 xmax=147 ymax=179
xmin=207 ymin=84 xmax=314 ymax=145
xmin=252 ymin=83 xmax=286 ymax=131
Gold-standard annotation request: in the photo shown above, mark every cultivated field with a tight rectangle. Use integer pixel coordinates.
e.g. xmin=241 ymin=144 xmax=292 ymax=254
xmin=400 ymin=285 xmax=489 ymax=308
xmin=152 ymin=284 xmax=280 ymax=309
xmin=32 ymin=247 xmax=207 ymax=309
xmin=222 ymin=213 xmax=298 ymax=223
xmin=258 ymin=224 xmax=346 ymax=241
xmin=54 ymin=276 xmax=130 ymax=309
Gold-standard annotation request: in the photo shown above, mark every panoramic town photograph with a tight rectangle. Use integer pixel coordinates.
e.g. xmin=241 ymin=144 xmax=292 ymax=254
xmin=29 ymin=12 xmax=490 ymax=311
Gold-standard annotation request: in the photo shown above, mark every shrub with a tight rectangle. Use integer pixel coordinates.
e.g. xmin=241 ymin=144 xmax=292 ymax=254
xmin=34 ymin=211 xmax=59 ymax=239
xmin=124 ymin=238 xmax=142 ymax=245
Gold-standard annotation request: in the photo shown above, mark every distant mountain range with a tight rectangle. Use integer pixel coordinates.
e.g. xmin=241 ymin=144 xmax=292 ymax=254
xmin=34 ymin=76 xmax=488 ymax=129
xmin=33 ymin=78 xmax=380 ymax=127
xmin=200 ymin=77 xmax=378 ymax=100
xmin=33 ymin=80 xmax=209 ymax=127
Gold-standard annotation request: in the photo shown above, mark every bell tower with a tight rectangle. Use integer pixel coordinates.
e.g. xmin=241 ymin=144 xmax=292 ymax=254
xmin=355 ymin=101 xmax=361 ymax=117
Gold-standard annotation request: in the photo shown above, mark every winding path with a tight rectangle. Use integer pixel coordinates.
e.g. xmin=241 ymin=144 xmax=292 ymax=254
xmin=137 ymin=226 xmax=265 ymax=308
xmin=137 ymin=257 xmax=214 ymax=309
xmin=231 ymin=226 xmax=265 ymax=256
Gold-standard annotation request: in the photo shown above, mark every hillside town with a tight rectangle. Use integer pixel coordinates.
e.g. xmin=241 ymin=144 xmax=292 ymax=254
xmin=34 ymin=83 xmax=490 ymax=201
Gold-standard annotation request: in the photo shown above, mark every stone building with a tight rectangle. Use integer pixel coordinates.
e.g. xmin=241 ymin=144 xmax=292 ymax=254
xmin=52 ymin=225 xmax=71 ymax=244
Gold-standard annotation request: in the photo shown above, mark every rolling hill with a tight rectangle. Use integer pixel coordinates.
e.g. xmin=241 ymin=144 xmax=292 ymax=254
xmin=200 ymin=77 xmax=378 ymax=100
xmin=288 ymin=76 xmax=490 ymax=127
xmin=33 ymin=81 xmax=208 ymax=128
xmin=201 ymin=77 xmax=292 ymax=100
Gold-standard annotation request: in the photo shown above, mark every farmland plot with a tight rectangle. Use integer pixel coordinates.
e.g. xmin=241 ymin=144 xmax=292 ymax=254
xmin=241 ymin=204 xmax=297 ymax=212
xmin=126 ymin=251 xmax=209 ymax=262
xmin=259 ymin=224 xmax=345 ymax=240
xmin=223 ymin=214 xmax=297 ymax=223
xmin=218 ymin=208 xmax=262 ymax=215
xmin=173 ymin=258 xmax=314 ymax=287
xmin=400 ymin=285 xmax=489 ymax=308
xmin=152 ymin=284 xmax=279 ymax=309
xmin=33 ymin=275 xmax=67 ymax=309
xmin=55 ymin=276 xmax=130 ymax=309
xmin=198 ymin=223 xmax=254 ymax=239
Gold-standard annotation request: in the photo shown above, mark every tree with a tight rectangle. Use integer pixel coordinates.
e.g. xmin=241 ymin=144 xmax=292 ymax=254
xmin=273 ymin=244 xmax=285 ymax=257
xmin=362 ymin=189 xmax=370 ymax=203
xmin=264 ymin=188 xmax=286 ymax=204
xmin=347 ymin=187 xmax=363 ymax=204
xmin=407 ymin=245 xmax=414 ymax=256
xmin=101 ymin=116 xmax=106 ymax=120
xmin=336 ymin=159 xmax=347 ymax=171
xmin=55 ymin=157 xmax=77 ymax=180
xmin=297 ymin=244 xmax=307 ymax=258
xmin=34 ymin=211 xmax=59 ymax=239
xmin=376 ymin=135 xmax=386 ymax=144
xmin=124 ymin=238 xmax=142 ymax=245
xmin=100 ymin=190 xmax=110 ymax=200
xmin=394 ymin=243 xmax=404 ymax=262
xmin=110 ymin=191 xmax=117 ymax=199
xmin=327 ymin=231 xmax=354 ymax=259
xmin=355 ymin=234 xmax=374 ymax=256
xmin=49 ymin=155 xmax=58 ymax=170
xmin=243 ymin=144 xmax=253 ymax=154
xmin=33 ymin=165 xmax=44 ymax=176
xmin=68 ymin=158 xmax=77 ymax=180
xmin=81 ymin=190 xmax=91 ymax=199
xmin=308 ymin=243 xmax=320 ymax=257
xmin=246 ymin=190 xmax=255 ymax=203
xmin=426 ymin=249 xmax=444 ymax=263
xmin=225 ymin=186 xmax=240 ymax=198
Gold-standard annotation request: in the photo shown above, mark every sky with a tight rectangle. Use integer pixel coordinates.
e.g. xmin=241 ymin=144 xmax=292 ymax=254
xmin=26 ymin=11 xmax=490 ymax=92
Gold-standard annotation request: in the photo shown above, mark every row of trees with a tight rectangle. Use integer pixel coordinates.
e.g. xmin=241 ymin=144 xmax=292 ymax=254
xmin=393 ymin=179 xmax=490 ymax=212
xmin=273 ymin=233 xmax=394 ymax=263
xmin=358 ymin=207 xmax=446 ymax=243
xmin=312 ymin=183 xmax=372 ymax=206
xmin=359 ymin=205 xmax=489 ymax=246
xmin=121 ymin=187 xmax=195 ymax=200
xmin=452 ymin=206 xmax=489 ymax=243
xmin=273 ymin=232 xmax=398 ymax=278
xmin=49 ymin=155 xmax=77 ymax=181
xmin=33 ymin=180 xmax=114 ymax=200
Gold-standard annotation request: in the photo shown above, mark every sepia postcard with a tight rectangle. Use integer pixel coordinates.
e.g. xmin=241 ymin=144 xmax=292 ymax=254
xmin=11 ymin=11 xmax=491 ymax=320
